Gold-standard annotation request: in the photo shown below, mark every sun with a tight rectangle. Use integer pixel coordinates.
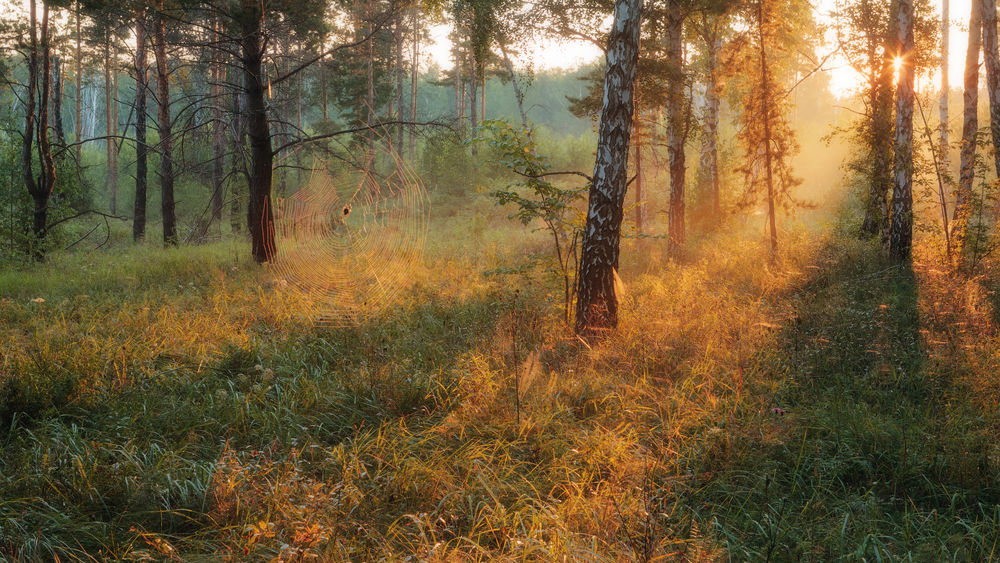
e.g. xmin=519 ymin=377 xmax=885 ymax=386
xmin=893 ymin=56 xmax=904 ymax=84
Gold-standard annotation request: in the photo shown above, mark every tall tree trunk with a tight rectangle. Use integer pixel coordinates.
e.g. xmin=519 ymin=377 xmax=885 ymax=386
xmin=888 ymin=0 xmax=915 ymax=260
xmin=861 ymin=15 xmax=897 ymax=242
xmin=941 ymin=0 xmax=949 ymax=166
xmin=468 ymin=54 xmax=478 ymax=128
xmin=52 ymin=55 xmax=65 ymax=147
xmin=231 ymin=67 xmax=244 ymax=234
xmin=152 ymin=7 xmax=176 ymax=245
xmin=240 ymin=0 xmax=275 ymax=263
xmin=666 ymin=1 xmax=686 ymax=253
xmin=700 ymin=24 xmax=721 ymax=221
xmin=633 ymin=117 xmax=645 ymax=234
xmin=574 ymin=0 xmax=642 ymax=337
xmin=22 ymin=0 xmax=39 ymax=247
xmin=210 ymin=20 xmax=225 ymax=224
xmin=409 ymin=4 xmax=419 ymax=160
xmin=758 ymin=0 xmax=778 ymax=255
xmin=75 ymin=0 xmax=82 ymax=163
xmin=105 ymin=37 xmax=115 ymax=213
xmin=111 ymin=39 xmax=119 ymax=216
xmin=365 ymin=0 xmax=376 ymax=182
xmin=953 ymin=0 xmax=981 ymax=253
xmin=133 ymin=7 xmax=149 ymax=241
xmin=981 ymin=0 xmax=1000 ymax=179
xmin=395 ymin=8 xmax=405 ymax=154
xmin=23 ymin=0 xmax=56 ymax=259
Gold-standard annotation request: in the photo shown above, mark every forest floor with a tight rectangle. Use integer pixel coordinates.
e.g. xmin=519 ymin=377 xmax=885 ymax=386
xmin=2 ymin=199 xmax=1000 ymax=561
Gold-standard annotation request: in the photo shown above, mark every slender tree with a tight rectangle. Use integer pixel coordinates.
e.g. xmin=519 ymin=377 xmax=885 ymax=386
xmin=666 ymin=0 xmax=686 ymax=253
xmin=953 ymin=0 xmax=981 ymax=253
xmin=133 ymin=6 xmax=149 ymax=241
xmin=152 ymin=3 xmax=176 ymax=245
xmin=575 ymin=0 xmax=642 ymax=336
xmin=888 ymin=0 xmax=915 ymax=260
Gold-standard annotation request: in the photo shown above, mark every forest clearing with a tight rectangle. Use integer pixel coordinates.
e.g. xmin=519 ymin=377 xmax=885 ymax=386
xmin=3 ymin=0 xmax=1000 ymax=559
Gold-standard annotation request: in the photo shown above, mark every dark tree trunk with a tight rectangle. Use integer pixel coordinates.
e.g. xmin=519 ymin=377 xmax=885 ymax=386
xmin=133 ymin=7 xmax=149 ymax=241
xmin=153 ymin=8 xmax=176 ymax=245
xmin=22 ymin=0 xmax=39 ymax=244
xmin=860 ymin=16 xmax=897 ymax=242
xmin=666 ymin=1 xmax=686 ymax=252
xmin=75 ymin=0 xmax=82 ymax=163
xmin=230 ymin=68 xmax=244 ymax=234
xmin=395 ymin=8 xmax=405 ymax=154
xmin=574 ymin=0 xmax=642 ymax=337
xmin=210 ymin=20 xmax=225 ymax=224
xmin=953 ymin=0 xmax=981 ymax=252
xmin=240 ymin=0 xmax=275 ymax=263
xmin=888 ymin=0 xmax=915 ymax=261
xmin=409 ymin=4 xmax=419 ymax=160
xmin=52 ymin=55 xmax=65 ymax=147
xmin=468 ymin=53 xmax=478 ymax=128
xmin=758 ymin=0 xmax=777 ymax=255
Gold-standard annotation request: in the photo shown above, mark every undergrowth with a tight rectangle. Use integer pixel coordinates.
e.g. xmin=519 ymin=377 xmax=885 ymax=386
xmin=2 ymin=205 xmax=1000 ymax=560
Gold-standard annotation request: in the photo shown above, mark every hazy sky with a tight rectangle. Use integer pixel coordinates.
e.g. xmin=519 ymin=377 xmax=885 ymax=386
xmin=424 ymin=0 xmax=966 ymax=100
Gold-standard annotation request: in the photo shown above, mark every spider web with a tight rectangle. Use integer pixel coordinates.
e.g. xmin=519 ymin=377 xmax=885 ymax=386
xmin=271 ymin=145 xmax=428 ymax=326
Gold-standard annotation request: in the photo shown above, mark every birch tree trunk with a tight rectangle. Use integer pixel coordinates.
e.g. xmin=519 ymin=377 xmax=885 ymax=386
xmin=500 ymin=44 xmax=529 ymax=130
xmin=153 ymin=7 xmax=177 ymax=245
xmin=575 ymin=0 xmax=642 ymax=337
xmin=666 ymin=1 xmax=686 ymax=252
xmin=888 ymin=0 xmax=915 ymax=261
xmin=133 ymin=7 xmax=149 ymax=241
xmin=953 ymin=0 xmax=981 ymax=252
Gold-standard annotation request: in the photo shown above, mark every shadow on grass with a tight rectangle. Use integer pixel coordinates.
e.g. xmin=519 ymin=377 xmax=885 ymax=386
xmin=694 ymin=240 xmax=1000 ymax=561
xmin=0 ymin=289 xmax=511 ymax=559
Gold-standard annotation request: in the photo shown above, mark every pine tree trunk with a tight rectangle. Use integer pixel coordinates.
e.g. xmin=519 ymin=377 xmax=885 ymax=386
xmin=395 ymin=9 xmax=405 ymax=154
xmin=409 ymin=4 xmax=419 ymax=160
xmin=104 ymin=37 xmax=115 ymax=213
xmin=575 ymin=0 xmax=642 ymax=337
xmin=666 ymin=1 xmax=686 ymax=253
xmin=365 ymin=0 xmax=376 ymax=182
xmin=231 ymin=68 xmax=243 ymax=234
xmin=981 ymin=0 xmax=1000 ymax=180
xmin=75 ymin=0 xmax=82 ymax=163
xmin=111 ymin=39 xmax=119 ymax=217
xmin=888 ymin=0 xmax=915 ymax=261
xmin=133 ymin=7 xmax=149 ymax=241
xmin=22 ymin=0 xmax=39 ymax=246
xmin=240 ymin=0 xmax=275 ymax=263
xmin=700 ymin=27 xmax=721 ymax=221
xmin=468 ymin=53 xmax=478 ymax=128
xmin=153 ymin=8 xmax=176 ymax=245
xmin=633 ymin=118 xmax=645 ymax=234
xmin=52 ymin=56 xmax=65 ymax=147
xmin=210 ymin=20 xmax=225 ymax=224
xmin=953 ymin=0 xmax=981 ymax=253
xmin=758 ymin=0 xmax=778 ymax=255
xmin=940 ymin=0 xmax=950 ymax=165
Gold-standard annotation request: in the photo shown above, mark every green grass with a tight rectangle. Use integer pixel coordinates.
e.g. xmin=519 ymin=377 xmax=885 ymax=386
xmin=2 ymin=203 xmax=1000 ymax=560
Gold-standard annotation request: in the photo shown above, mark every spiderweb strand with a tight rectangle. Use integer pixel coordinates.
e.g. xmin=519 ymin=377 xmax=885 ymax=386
xmin=271 ymin=132 xmax=429 ymax=326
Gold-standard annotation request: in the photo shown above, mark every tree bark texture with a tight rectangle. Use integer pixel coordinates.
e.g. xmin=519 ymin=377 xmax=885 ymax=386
xmin=888 ymin=0 xmax=915 ymax=261
xmin=574 ymin=0 xmax=642 ymax=337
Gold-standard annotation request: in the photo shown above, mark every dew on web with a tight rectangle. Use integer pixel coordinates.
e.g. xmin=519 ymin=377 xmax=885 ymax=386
xmin=270 ymin=140 xmax=428 ymax=327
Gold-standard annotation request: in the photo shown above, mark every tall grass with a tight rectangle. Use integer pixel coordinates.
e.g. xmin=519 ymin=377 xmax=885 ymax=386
xmin=2 ymin=203 xmax=1000 ymax=560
